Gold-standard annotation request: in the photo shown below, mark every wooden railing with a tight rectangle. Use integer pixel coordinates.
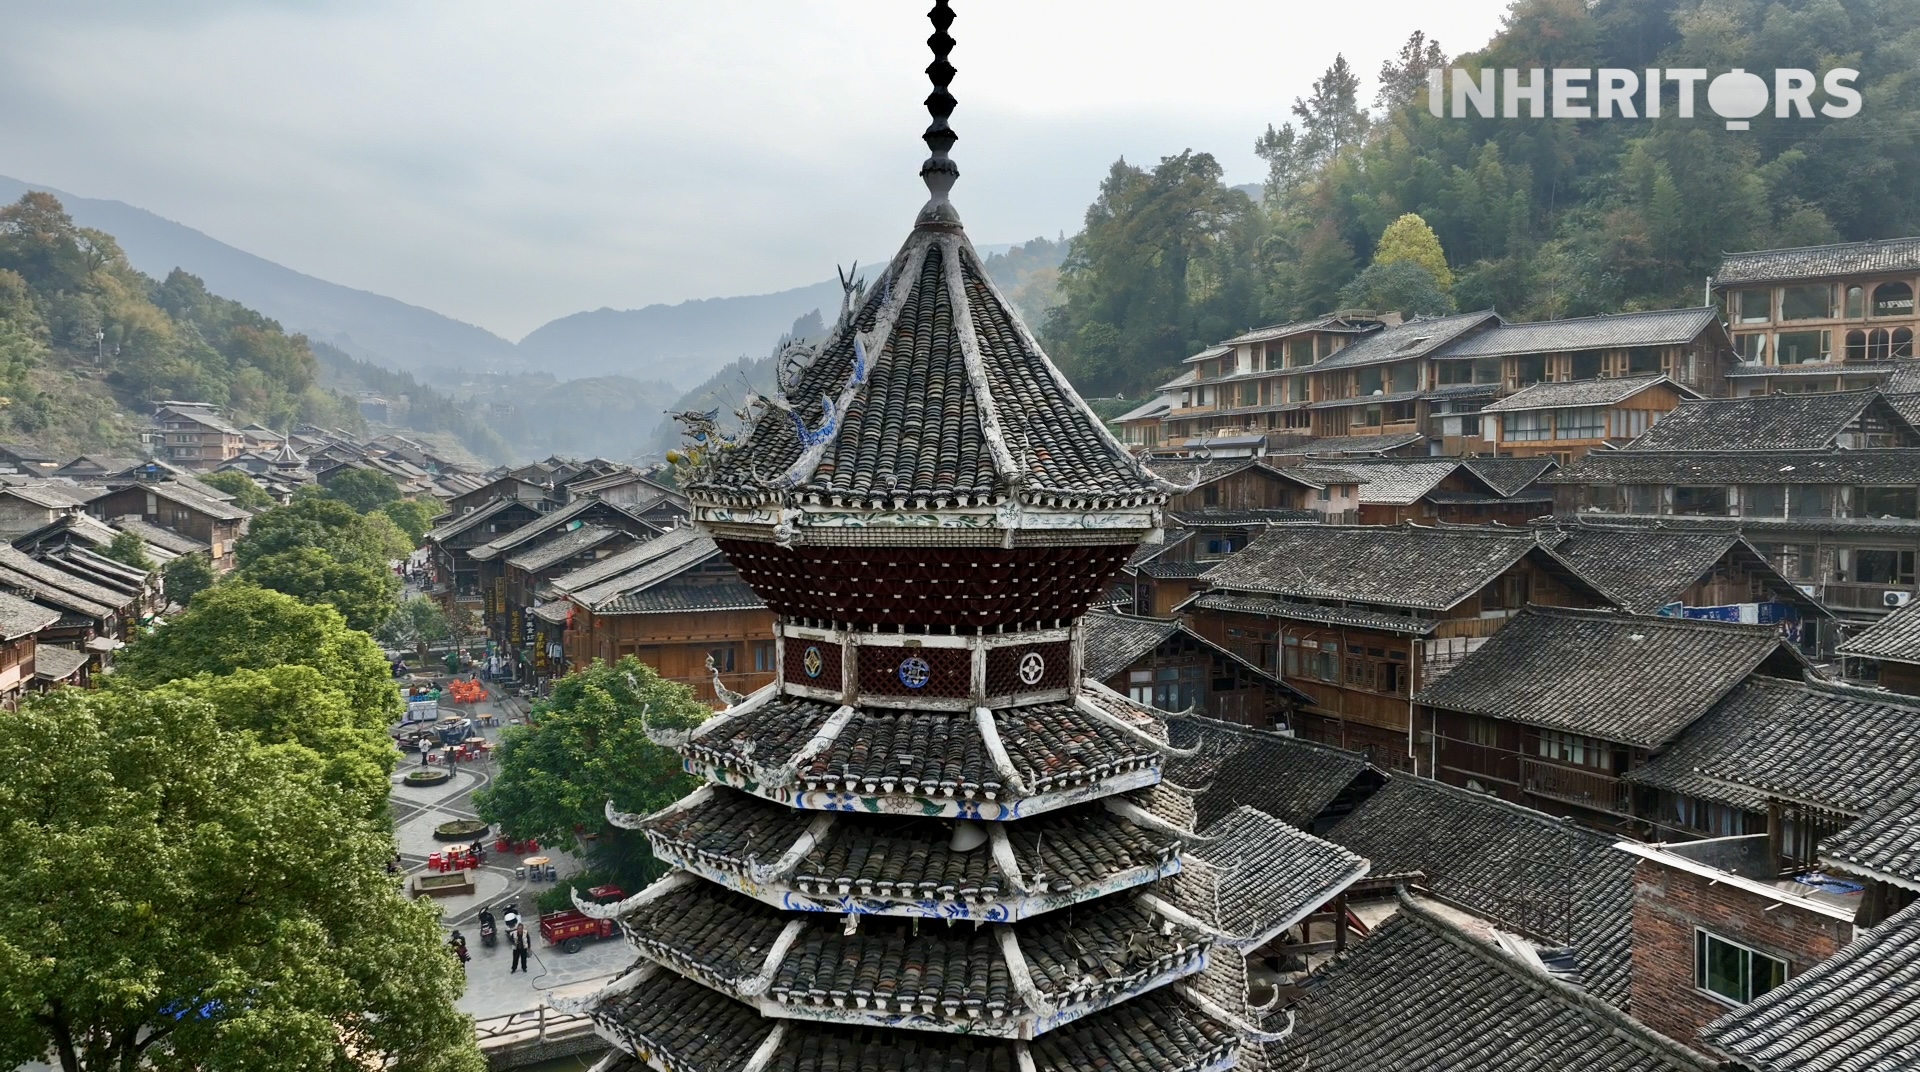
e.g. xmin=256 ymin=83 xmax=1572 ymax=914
xmin=1521 ymin=757 xmax=1630 ymax=815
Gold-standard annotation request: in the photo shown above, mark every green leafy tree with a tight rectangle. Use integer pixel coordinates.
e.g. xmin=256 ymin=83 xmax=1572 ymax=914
xmin=324 ymin=468 xmax=403 ymax=513
xmin=1375 ymin=30 xmax=1447 ymax=112
xmin=381 ymin=595 xmax=452 ymax=658
xmin=1371 ymin=213 xmax=1454 ymax=291
xmin=200 ymin=469 xmax=275 ymax=511
xmin=0 ymin=688 xmax=483 ymax=1072
xmin=239 ymin=545 xmax=399 ymax=633
xmin=146 ymin=665 xmax=397 ymax=818
xmin=1339 ymin=259 xmax=1457 ymax=318
xmin=160 ymin=553 xmax=215 ymax=607
xmin=380 ymin=497 xmax=445 ymax=546
xmin=101 ymin=530 xmax=155 ymax=572
xmin=476 ymin=658 xmax=707 ymax=888
xmin=116 ymin=582 xmax=400 ymax=729
xmin=1290 ymin=54 xmax=1369 ymax=165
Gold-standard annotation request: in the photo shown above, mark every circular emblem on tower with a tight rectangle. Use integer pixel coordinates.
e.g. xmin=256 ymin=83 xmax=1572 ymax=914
xmin=1018 ymin=651 xmax=1045 ymax=686
xmin=898 ymin=655 xmax=931 ymax=690
xmin=802 ymin=645 xmax=824 ymax=679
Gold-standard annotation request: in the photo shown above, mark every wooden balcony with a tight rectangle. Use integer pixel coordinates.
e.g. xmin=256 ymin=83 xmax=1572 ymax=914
xmin=1818 ymin=581 xmax=1918 ymax=612
xmin=1521 ymin=757 xmax=1630 ymax=816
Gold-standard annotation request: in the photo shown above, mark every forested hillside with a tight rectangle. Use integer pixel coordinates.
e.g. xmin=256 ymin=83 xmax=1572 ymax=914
xmin=0 ymin=191 xmax=364 ymax=452
xmin=1042 ymin=0 xmax=1920 ymax=397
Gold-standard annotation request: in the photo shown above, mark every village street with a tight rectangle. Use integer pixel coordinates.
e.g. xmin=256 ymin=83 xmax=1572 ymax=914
xmin=387 ymin=683 xmax=632 ymax=1022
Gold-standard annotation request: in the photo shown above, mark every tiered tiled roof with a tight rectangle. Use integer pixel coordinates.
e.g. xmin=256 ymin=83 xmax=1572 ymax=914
xmin=688 ymin=229 xmax=1167 ymax=512
xmin=1822 ymin=781 xmax=1920 ymax=888
xmin=1545 ymin=448 xmax=1920 ymax=486
xmin=1701 ymin=899 xmax=1920 ymax=1072
xmin=1167 ymin=715 xmax=1382 ymax=831
xmin=1326 ymin=776 xmax=1637 ymax=1007
xmin=1414 ymin=606 xmax=1802 ymax=749
xmin=1627 ymin=677 xmax=1920 ymax=815
xmin=680 ymin=695 xmax=1162 ymax=813
xmin=1624 ymin=390 xmax=1918 ymax=451
xmin=1837 ymin=599 xmax=1920 ymax=665
xmin=1267 ymin=899 xmax=1714 ymax=1071
xmin=1479 ymin=374 xmax=1684 ymax=413
xmin=1432 ymin=306 xmax=1721 ymax=359
xmin=1190 ymin=806 xmax=1367 ymax=943
xmin=1539 ymin=523 xmax=1806 ymax=615
xmin=630 ymin=786 xmax=1182 ymax=919
xmin=1715 ymin=235 xmax=1920 ymax=285
xmin=1202 ymin=525 xmax=1589 ymax=612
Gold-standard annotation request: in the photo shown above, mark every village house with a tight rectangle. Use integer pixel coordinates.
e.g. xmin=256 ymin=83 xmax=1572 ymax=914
xmin=1335 ymin=456 xmax=1557 ymax=525
xmin=0 ymin=482 xmax=99 ymax=538
xmin=0 ymin=590 xmax=59 ymax=709
xmin=1080 ymin=610 xmax=1307 ymax=728
xmin=0 ymin=442 xmax=58 ymax=475
xmin=465 ymin=495 xmax=666 ymax=670
xmin=1168 ymin=714 xmax=1387 ymax=836
xmin=1821 ymin=779 xmax=1920 ymax=930
xmin=149 ymin=402 xmax=247 ymax=469
xmin=1625 ymin=390 xmax=1920 ymax=452
xmin=1624 ymin=676 xmax=1920 ymax=887
xmin=1538 ymin=519 xmax=1832 ymax=654
xmin=1416 ymin=606 xmax=1809 ymax=829
xmin=1700 ymin=899 xmax=1920 ymax=1072
xmin=86 ymin=480 xmax=251 ymax=571
xmin=538 ymin=527 xmax=773 ymax=705
xmin=1712 ymin=235 xmax=1920 ymax=396
xmin=0 ymin=544 xmax=138 ymax=663
xmin=1545 ymin=450 xmax=1920 ymax=618
xmin=421 ymin=496 xmax=549 ymax=612
xmin=1614 ymin=834 xmax=1859 ymax=1050
xmin=1156 ymin=314 xmax=1395 ymax=450
xmin=1836 ymin=597 xmax=1920 ymax=693
xmin=1184 ymin=524 xmax=1613 ymax=769
xmin=1478 ymin=375 xmax=1699 ymax=461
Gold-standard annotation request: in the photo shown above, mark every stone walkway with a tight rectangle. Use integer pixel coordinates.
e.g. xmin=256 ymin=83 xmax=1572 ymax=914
xmin=392 ymin=682 xmax=632 ymax=1022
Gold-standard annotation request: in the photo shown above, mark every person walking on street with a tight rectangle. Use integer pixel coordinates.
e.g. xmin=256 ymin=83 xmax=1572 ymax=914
xmin=509 ymin=922 xmax=531 ymax=973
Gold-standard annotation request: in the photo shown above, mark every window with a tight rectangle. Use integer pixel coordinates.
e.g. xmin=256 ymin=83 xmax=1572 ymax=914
xmin=753 ymin=642 xmax=776 ymax=673
xmin=1390 ymin=363 xmax=1418 ymax=393
xmin=1503 ymin=411 xmax=1551 ymax=442
xmin=1775 ymin=330 xmax=1830 ymax=364
xmin=1744 ymin=485 xmax=1786 ymax=517
xmin=1697 ymin=931 xmax=1787 ymax=1006
xmin=1467 ymin=716 xmax=1499 ymax=748
xmin=708 ymin=646 xmax=736 ymax=674
xmin=1289 ymin=336 xmax=1315 ymax=367
xmin=1781 ymin=284 xmax=1833 ymax=321
xmin=1734 ymin=289 xmax=1772 ymax=324
xmin=1358 ymin=368 xmax=1385 ymax=395
xmin=1872 ymin=281 xmax=1914 ymax=318
xmin=1385 ymin=401 xmax=1418 ymax=423
xmin=1855 ymin=486 xmax=1919 ymax=519
xmin=1437 ymin=361 xmax=1474 ymax=385
xmin=1607 ymin=409 xmax=1651 ymax=438
xmin=1733 ymin=333 xmax=1767 ymax=361
xmin=1287 ymin=377 xmax=1309 ymax=402
xmin=1202 ymin=483 xmax=1220 ymax=507
xmin=1571 ymin=351 xmax=1602 ymax=379
xmin=1868 ymin=328 xmax=1893 ymax=361
xmin=1627 ymin=348 xmax=1662 ymax=375
xmin=1536 ymin=729 xmax=1592 ymax=766
xmin=1627 ymin=485 xmax=1660 ymax=514
xmin=1854 ymin=549 xmax=1917 ymax=585
xmin=1315 ymin=643 xmax=1340 ymax=682
xmin=1847 ymin=329 xmax=1868 ymax=361
xmin=1896 ymin=328 xmax=1915 ymax=358
xmin=1787 ymin=486 xmax=1835 ymax=518
xmin=1357 ymin=405 xmax=1383 ymax=427
xmin=1512 ymin=356 xmax=1548 ymax=386
xmin=1846 ymin=285 xmax=1866 ymax=319
xmin=1555 ymin=407 xmax=1604 ymax=439
xmin=1673 ymin=486 xmax=1730 ymax=516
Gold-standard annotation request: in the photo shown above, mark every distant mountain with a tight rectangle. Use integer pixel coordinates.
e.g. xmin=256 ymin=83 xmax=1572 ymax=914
xmin=0 ymin=175 xmax=1062 ymax=399
xmin=0 ymin=174 xmax=524 ymax=376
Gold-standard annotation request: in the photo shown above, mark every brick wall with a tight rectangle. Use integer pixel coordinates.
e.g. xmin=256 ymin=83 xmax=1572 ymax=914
xmin=1629 ymin=857 xmax=1852 ymax=1047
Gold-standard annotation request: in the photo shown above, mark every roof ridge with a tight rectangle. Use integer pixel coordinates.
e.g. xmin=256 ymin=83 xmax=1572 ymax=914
xmin=1515 ymin=603 xmax=1783 ymax=636
xmin=1371 ymin=772 xmax=1626 ymax=851
xmin=1389 ymin=895 xmax=1719 ymax=1068
xmin=1724 ymin=234 xmax=1920 ymax=258
xmin=1172 ymin=712 xmax=1372 ymax=762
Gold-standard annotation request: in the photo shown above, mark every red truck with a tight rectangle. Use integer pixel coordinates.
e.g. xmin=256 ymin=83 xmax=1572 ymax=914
xmin=538 ymin=884 xmax=627 ymax=954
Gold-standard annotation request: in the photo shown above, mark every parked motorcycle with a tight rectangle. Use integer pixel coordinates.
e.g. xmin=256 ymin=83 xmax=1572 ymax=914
xmin=501 ymin=901 xmax=522 ymax=932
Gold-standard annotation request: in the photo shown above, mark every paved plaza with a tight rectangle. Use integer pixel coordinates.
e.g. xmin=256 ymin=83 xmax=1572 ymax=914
xmin=389 ymin=683 xmax=631 ymax=1022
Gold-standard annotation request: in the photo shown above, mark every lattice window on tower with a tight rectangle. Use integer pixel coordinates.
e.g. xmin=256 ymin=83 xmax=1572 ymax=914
xmin=784 ymin=637 xmax=843 ymax=692
xmin=985 ymin=640 xmax=1072 ymax=697
xmin=858 ymin=643 xmax=972 ymax=699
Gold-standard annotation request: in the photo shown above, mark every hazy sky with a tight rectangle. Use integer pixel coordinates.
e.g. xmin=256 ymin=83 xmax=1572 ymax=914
xmin=0 ymin=1 xmax=1507 ymax=339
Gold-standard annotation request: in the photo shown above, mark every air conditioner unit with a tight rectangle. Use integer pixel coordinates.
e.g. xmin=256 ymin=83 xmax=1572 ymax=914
xmin=1886 ymin=591 xmax=1913 ymax=608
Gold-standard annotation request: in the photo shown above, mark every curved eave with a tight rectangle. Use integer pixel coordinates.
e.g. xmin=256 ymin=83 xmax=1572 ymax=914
xmin=647 ymin=842 xmax=1184 ymax=922
xmin=686 ymin=759 xmax=1163 ymax=821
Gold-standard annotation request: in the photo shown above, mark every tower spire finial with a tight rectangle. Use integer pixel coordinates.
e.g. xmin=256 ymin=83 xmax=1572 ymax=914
xmin=917 ymin=1 xmax=961 ymax=224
